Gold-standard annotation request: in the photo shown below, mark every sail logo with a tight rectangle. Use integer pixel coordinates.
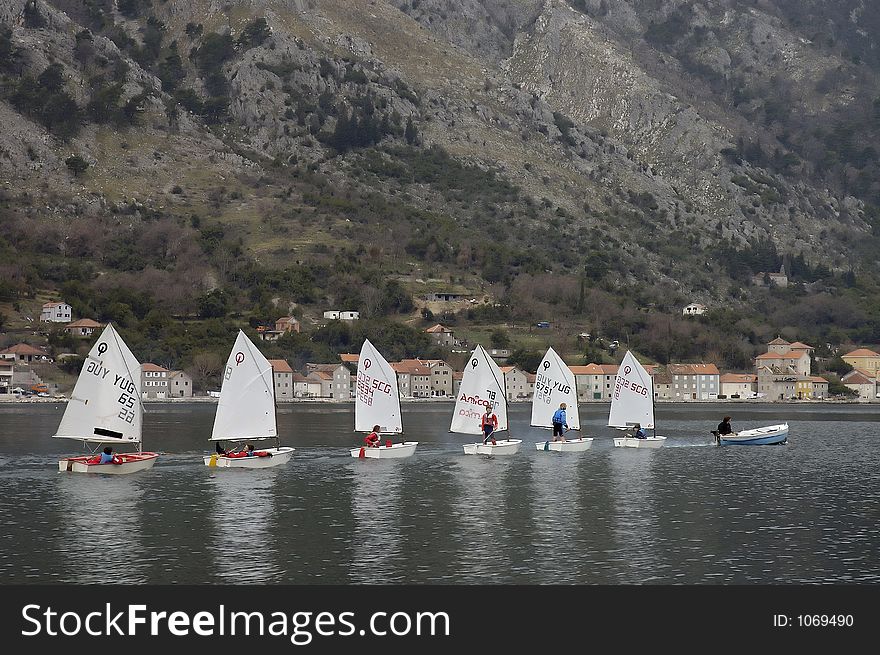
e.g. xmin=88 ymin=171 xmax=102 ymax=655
xmin=235 ymin=352 xmax=245 ymax=366
xmin=457 ymin=391 xmax=497 ymax=410
xmin=363 ymin=358 xmax=372 ymax=370
xmin=97 ymin=343 xmax=108 ymax=356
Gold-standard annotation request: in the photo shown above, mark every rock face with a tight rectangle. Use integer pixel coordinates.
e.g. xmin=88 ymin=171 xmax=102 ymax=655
xmin=0 ymin=0 xmax=878 ymax=312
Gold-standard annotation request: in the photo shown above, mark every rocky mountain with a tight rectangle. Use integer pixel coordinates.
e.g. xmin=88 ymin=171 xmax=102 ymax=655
xmin=1 ymin=0 xmax=878 ymax=369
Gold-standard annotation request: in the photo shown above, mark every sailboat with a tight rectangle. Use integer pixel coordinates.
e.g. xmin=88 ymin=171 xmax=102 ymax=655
xmin=608 ymin=351 xmax=667 ymax=448
xmin=204 ymin=330 xmax=295 ymax=468
xmin=532 ymin=346 xmax=593 ymax=452
xmin=453 ymin=344 xmax=521 ymax=455
xmin=349 ymin=338 xmax=418 ymax=459
xmin=55 ymin=324 xmax=158 ymax=474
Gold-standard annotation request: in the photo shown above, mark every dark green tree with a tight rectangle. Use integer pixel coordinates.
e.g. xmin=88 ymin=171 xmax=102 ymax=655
xmin=65 ymin=155 xmax=89 ymax=177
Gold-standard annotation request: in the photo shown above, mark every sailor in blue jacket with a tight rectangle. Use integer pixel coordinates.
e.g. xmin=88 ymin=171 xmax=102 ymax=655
xmin=551 ymin=403 xmax=569 ymax=442
xmin=632 ymin=423 xmax=648 ymax=439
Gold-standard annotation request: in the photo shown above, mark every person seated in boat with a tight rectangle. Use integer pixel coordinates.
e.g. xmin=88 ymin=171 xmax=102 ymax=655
xmin=717 ymin=416 xmax=734 ymax=435
xmin=364 ymin=426 xmax=381 ymax=448
xmin=481 ymin=405 xmax=498 ymax=445
xmin=96 ymin=446 xmax=121 ymax=464
xmin=216 ymin=441 xmax=229 ymax=456
xmin=631 ymin=423 xmax=648 ymax=439
xmin=551 ymin=403 xmax=569 ymax=442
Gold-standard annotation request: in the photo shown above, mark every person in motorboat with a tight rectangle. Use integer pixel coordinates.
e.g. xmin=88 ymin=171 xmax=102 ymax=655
xmin=631 ymin=423 xmax=648 ymax=439
xmin=365 ymin=426 xmax=381 ymax=448
xmin=711 ymin=416 xmax=734 ymax=444
xmin=481 ymin=405 xmax=498 ymax=445
xmin=551 ymin=403 xmax=569 ymax=442
xmin=717 ymin=416 xmax=734 ymax=435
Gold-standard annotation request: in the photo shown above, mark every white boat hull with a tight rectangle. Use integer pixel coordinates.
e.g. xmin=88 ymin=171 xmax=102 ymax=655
xmin=718 ymin=424 xmax=788 ymax=446
xmin=350 ymin=442 xmax=418 ymax=459
xmin=535 ymin=437 xmax=593 ymax=452
xmin=59 ymin=452 xmax=159 ymax=474
xmin=463 ymin=439 xmax=522 ymax=455
xmin=613 ymin=436 xmax=667 ymax=449
xmin=204 ymin=447 xmax=295 ymax=468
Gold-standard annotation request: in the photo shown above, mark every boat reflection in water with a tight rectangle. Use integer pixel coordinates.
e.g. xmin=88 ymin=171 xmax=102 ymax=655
xmin=57 ymin=474 xmax=149 ymax=583
xmin=348 ymin=460 xmax=406 ymax=582
xmin=207 ymin=468 xmax=284 ymax=583
xmin=609 ymin=447 xmax=663 ymax=582
xmin=450 ymin=455 xmax=520 ymax=582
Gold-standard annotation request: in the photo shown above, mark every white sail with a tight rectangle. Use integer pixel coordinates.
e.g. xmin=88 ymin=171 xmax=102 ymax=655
xmin=210 ymin=330 xmax=276 ymax=441
xmin=450 ymin=345 xmax=508 ymax=435
xmin=530 ymin=346 xmax=580 ymax=430
xmin=355 ymin=339 xmax=402 ymax=434
xmin=53 ymin=324 xmax=143 ymax=443
xmin=607 ymin=351 xmax=655 ymax=429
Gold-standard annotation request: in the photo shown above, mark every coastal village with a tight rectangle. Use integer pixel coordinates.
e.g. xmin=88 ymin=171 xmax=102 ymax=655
xmin=1 ymin=300 xmax=879 ymax=403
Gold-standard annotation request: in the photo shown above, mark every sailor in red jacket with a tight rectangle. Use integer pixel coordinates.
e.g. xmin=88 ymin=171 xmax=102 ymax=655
xmin=481 ymin=405 xmax=498 ymax=445
xmin=364 ymin=425 xmax=381 ymax=448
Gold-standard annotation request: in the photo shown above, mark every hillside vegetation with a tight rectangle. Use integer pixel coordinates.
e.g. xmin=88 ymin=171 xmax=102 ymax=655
xmin=1 ymin=0 xmax=878 ymax=381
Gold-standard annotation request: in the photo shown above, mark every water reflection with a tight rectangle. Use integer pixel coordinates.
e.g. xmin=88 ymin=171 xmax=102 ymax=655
xmin=608 ymin=449 xmax=662 ymax=583
xmin=529 ymin=453 xmax=582 ymax=581
xmin=451 ymin=456 xmax=518 ymax=582
xmin=349 ymin=461 xmax=404 ymax=583
xmin=56 ymin=474 xmax=148 ymax=583
xmin=207 ymin=469 xmax=283 ymax=583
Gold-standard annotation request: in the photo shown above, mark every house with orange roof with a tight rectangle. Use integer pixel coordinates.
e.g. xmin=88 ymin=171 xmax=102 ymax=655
xmin=500 ymin=365 xmax=529 ymax=401
xmin=63 ymin=318 xmax=103 ymax=337
xmin=569 ymin=363 xmax=607 ymax=401
xmin=417 ymin=358 xmax=454 ymax=397
xmin=758 ymin=337 xmax=813 ymax=376
xmin=719 ymin=373 xmax=758 ymax=399
xmin=269 ymin=359 xmax=294 ymax=400
xmin=293 ymin=373 xmax=322 ymax=398
xmin=841 ymin=369 xmax=877 ymax=400
xmin=305 ymin=363 xmax=351 ymax=399
xmin=391 ymin=360 xmax=431 ymax=398
xmin=0 ymin=343 xmax=50 ymax=363
xmin=841 ymin=348 xmax=880 ymax=378
xmin=668 ymin=363 xmax=720 ymax=400
xmin=451 ymin=371 xmax=464 ymax=397
xmin=425 ymin=324 xmax=457 ymax=347
xmin=796 ymin=375 xmax=829 ymax=400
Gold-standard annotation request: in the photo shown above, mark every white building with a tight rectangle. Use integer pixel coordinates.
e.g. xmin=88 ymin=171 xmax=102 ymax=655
xmin=40 ymin=302 xmax=72 ymax=323
xmin=682 ymin=302 xmax=707 ymax=316
xmin=719 ymin=373 xmax=758 ymax=399
xmin=323 ymin=310 xmax=360 ymax=320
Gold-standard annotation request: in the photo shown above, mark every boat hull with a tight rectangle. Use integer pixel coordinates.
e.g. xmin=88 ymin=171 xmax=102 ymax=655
xmin=535 ymin=438 xmax=593 ymax=452
xmin=204 ymin=447 xmax=295 ymax=468
xmin=719 ymin=424 xmax=788 ymax=446
xmin=613 ymin=436 xmax=667 ymax=449
xmin=463 ymin=439 xmax=522 ymax=455
xmin=59 ymin=452 xmax=159 ymax=474
xmin=350 ymin=442 xmax=418 ymax=459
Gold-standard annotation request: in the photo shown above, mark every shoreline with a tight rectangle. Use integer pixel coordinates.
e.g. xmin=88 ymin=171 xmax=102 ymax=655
xmin=0 ymin=396 xmax=875 ymax=405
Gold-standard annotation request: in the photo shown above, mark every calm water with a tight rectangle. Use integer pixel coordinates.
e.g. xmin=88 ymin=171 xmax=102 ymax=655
xmin=0 ymin=402 xmax=877 ymax=584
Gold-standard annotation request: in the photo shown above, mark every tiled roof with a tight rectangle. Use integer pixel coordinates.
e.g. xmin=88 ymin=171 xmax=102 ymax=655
xmin=65 ymin=319 xmax=103 ymax=328
xmin=425 ymin=324 xmax=452 ymax=333
xmin=668 ymin=363 xmax=720 ymax=375
xmin=569 ymin=364 xmax=604 ymax=375
xmin=843 ymin=348 xmax=880 ymax=358
xmin=142 ymin=363 xmax=168 ymax=372
xmin=0 ymin=343 xmax=47 ymax=356
xmin=720 ymin=373 xmax=757 ymax=383
xmin=269 ymin=359 xmax=293 ymax=373
xmin=768 ymin=337 xmax=790 ymax=345
xmin=787 ymin=341 xmax=814 ymax=350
